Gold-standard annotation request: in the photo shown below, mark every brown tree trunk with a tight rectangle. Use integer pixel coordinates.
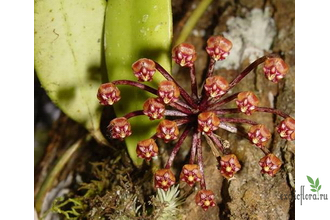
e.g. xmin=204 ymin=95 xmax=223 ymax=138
xmin=172 ymin=0 xmax=294 ymax=219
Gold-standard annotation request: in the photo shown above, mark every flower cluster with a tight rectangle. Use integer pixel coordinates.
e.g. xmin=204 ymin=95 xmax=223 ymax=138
xmin=97 ymin=35 xmax=295 ymax=211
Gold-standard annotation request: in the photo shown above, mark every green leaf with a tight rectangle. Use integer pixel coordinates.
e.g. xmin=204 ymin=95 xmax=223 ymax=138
xmin=314 ymin=177 xmax=320 ymax=185
xmin=306 ymin=175 xmax=314 ymax=185
xmin=35 ymin=0 xmax=108 ymax=144
xmin=305 ymin=174 xmax=323 ymax=197
xmin=105 ymin=0 xmax=172 ymax=166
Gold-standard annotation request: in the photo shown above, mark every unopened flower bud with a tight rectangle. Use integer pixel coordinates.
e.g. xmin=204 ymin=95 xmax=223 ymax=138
xmin=107 ymin=117 xmax=132 ymax=140
xmin=236 ymin=91 xmax=259 ymax=115
xmin=158 ymin=80 xmax=180 ymax=104
xmin=263 ymin=57 xmax=289 ymax=83
xmin=206 ymin=36 xmax=232 ymax=61
xmin=198 ymin=111 xmax=220 ymax=133
xmin=143 ymin=98 xmax=165 ymax=120
xmin=136 ymin=139 xmax=159 ymax=161
xmin=204 ymin=76 xmax=229 ymax=98
xmin=97 ymin=83 xmax=121 ymax=105
xmin=132 ymin=58 xmax=156 ymax=82
xmin=172 ymin=43 xmax=197 ymax=67
xmin=156 ymin=120 xmax=179 ymax=142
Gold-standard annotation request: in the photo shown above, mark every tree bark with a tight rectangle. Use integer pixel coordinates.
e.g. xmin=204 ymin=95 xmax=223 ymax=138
xmin=172 ymin=0 xmax=295 ymax=219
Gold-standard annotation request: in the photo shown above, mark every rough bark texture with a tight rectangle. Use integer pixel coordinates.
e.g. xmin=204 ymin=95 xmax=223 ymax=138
xmin=172 ymin=0 xmax=295 ymax=219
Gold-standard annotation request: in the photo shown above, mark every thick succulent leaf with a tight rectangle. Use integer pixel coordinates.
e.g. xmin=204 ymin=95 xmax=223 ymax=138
xmin=105 ymin=0 xmax=172 ymax=166
xmin=35 ymin=0 xmax=107 ymax=144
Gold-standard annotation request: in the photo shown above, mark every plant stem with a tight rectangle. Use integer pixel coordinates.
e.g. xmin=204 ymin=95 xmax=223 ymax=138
xmin=165 ymin=110 xmax=188 ymax=117
xmin=124 ymin=110 xmax=145 ymax=119
xmin=112 ymin=80 xmax=158 ymax=95
xmin=150 ymin=133 xmax=158 ymax=140
xmin=175 ymin=99 xmax=194 ymax=110
xmin=214 ymin=108 xmax=241 ymax=115
xmin=208 ymin=92 xmax=239 ymax=110
xmin=200 ymin=59 xmax=216 ymax=106
xmin=219 ymin=122 xmax=238 ymax=133
xmin=206 ymin=58 xmax=216 ymax=78
xmin=259 ymin=146 xmax=270 ymax=155
xmin=203 ymin=133 xmax=221 ymax=157
xmin=199 ymin=96 xmax=211 ymax=111
xmin=174 ymin=118 xmax=191 ymax=126
xmin=190 ymin=65 xmax=198 ymax=98
xmin=219 ymin=117 xmax=258 ymax=125
xmin=165 ymin=127 xmax=190 ymax=168
xmin=35 ymin=135 xmax=89 ymax=214
xmin=255 ymin=107 xmax=291 ymax=118
xmin=174 ymin=0 xmax=214 ymax=46
xmin=155 ymin=62 xmax=198 ymax=109
xmin=196 ymin=131 xmax=206 ymax=189
xmin=124 ymin=109 xmax=190 ymax=119
xmin=226 ymin=56 xmax=269 ymax=92
xmin=169 ymin=101 xmax=194 ymax=114
xmin=189 ymin=131 xmax=198 ymax=164
xmin=208 ymin=132 xmax=225 ymax=153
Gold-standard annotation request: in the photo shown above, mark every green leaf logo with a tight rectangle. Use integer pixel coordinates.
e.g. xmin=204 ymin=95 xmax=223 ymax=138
xmin=307 ymin=176 xmax=322 ymax=196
